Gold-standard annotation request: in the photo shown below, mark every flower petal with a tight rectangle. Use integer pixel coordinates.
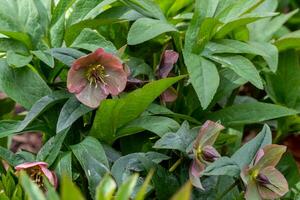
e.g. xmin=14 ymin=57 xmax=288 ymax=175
xmin=41 ymin=166 xmax=56 ymax=187
xmin=72 ymin=49 xmax=102 ymax=70
xmin=157 ymin=50 xmax=179 ymax=78
xmin=67 ymin=67 xmax=88 ymax=94
xmin=258 ymin=166 xmax=289 ymax=199
xmin=194 ymin=121 xmax=224 ymax=150
xmin=161 ymin=87 xmax=178 ymax=103
xmin=104 ymin=68 xmax=127 ymax=95
xmin=99 ymin=49 xmax=123 ymax=70
xmin=253 ymin=144 xmax=286 ymax=170
xmin=75 ymin=84 xmax=108 ymax=108
xmin=245 ymin=179 xmax=262 ymax=200
xmin=15 ymin=162 xmax=48 ymax=170
xmin=202 ymin=145 xmax=220 ymax=162
xmin=189 ymin=159 xmax=205 ymax=189
xmin=253 ymin=149 xmax=264 ymax=166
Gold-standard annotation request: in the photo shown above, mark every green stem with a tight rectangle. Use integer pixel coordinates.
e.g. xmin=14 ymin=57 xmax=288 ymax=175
xmin=215 ymin=179 xmax=239 ymax=200
xmin=169 ymin=157 xmax=183 ymax=172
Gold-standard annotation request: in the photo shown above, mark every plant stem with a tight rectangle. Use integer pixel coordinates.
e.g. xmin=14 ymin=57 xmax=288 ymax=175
xmin=169 ymin=157 xmax=183 ymax=172
xmin=215 ymin=179 xmax=239 ymax=200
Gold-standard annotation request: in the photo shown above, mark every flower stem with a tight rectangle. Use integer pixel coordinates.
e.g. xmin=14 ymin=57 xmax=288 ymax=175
xmin=215 ymin=179 xmax=239 ymax=200
xmin=169 ymin=157 xmax=183 ymax=172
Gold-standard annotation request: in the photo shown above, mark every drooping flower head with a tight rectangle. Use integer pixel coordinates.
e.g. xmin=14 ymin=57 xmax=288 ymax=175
xmin=241 ymin=144 xmax=288 ymax=200
xmin=15 ymin=161 xmax=57 ymax=189
xmin=156 ymin=50 xmax=179 ymax=103
xmin=189 ymin=120 xmax=224 ymax=189
xmin=67 ymin=48 xmax=128 ymax=108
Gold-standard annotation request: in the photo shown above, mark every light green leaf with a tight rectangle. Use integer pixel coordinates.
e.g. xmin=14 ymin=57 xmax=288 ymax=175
xmin=170 ymin=181 xmax=192 ymax=200
xmin=208 ymin=55 xmax=263 ymax=89
xmin=61 ymin=176 xmax=85 ymax=200
xmin=208 ymin=102 xmax=298 ymax=126
xmin=184 ymin=53 xmax=219 ymax=109
xmin=117 ymin=115 xmax=180 ymax=137
xmin=96 ymin=174 xmax=117 ymax=200
xmin=20 ymin=172 xmax=46 ymax=200
xmin=274 ymin=30 xmax=300 ymax=51
xmin=71 ymin=137 xmax=109 ymax=197
xmin=231 ymin=124 xmax=272 ymax=169
xmin=135 ymin=169 xmax=154 ymax=200
xmin=90 ymin=76 xmax=185 ymax=144
xmin=32 ymin=50 xmax=55 ymax=68
xmin=71 ymin=28 xmax=117 ymax=53
xmin=115 ymin=174 xmax=138 ymax=200
xmin=56 ymin=97 xmax=93 ymax=133
xmin=0 ymin=60 xmax=51 ymax=109
xmin=6 ymin=51 xmax=33 ymax=68
xmin=203 ymin=157 xmax=240 ymax=177
xmin=54 ymin=152 xmax=72 ymax=180
xmin=0 ymin=38 xmax=28 ymax=54
xmin=127 ymin=18 xmax=177 ymax=45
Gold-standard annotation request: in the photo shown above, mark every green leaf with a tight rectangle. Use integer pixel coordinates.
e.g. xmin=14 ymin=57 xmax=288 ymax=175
xmin=0 ymin=60 xmax=51 ymax=109
xmin=36 ymin=129 xmax=68 ymax=166
xmin=0 ymin=146 xmax=26 ymax=166
xmin=16 ymin=91 xmax=71 ymax=132
xmin=153 ymin=121 xmax=198 ymax=152
xmin=208 ymin=55 xmax=263 ymax=89
xmin=166 ymin=0 xmax=193 ymax=17
xmin=274 ymin=30 xmax=300 ymax=51
xmin=121 ymin=0 xmax=166 ymax=20
xmin=6 ymin=51 xmax=33 ymax=68
xmin=71 ymin=137 xmax=109 ymax=197
xmin=170 ymin=182 xmax=192 ymax=200
xmin=135 ymin=169 xmax=154 ymax=200
xmin=20 ymin=172 xmax=46 ymax=200
xmin=48 ymin=48 xmax=85 ymax=66
xmin=0 ymin=38 xmax=28 ymax=54
xmin=71 ymin=28 xmax=117 ymax=53
xmin=183 ymin=52 xmax=219 ymax=109
xmin=231 ymin=124 xmax=272 ymax=169
xmin=215 ymin=12 xmax=278 ymax=39
xmin=202 ymin=157 xmax=240 ymax=177
xmin=56 ymin=97 xmax=93 ymax=133
xmin=204 ymin=39 xmax=278 ymax=72
xmin=115 ymin=174 xmax=138 ymax=200
xmin=51 ymin=0 xmax=76 ymax=25
xmin=117 ymin=115 xmax=180 ymax=137
xmin=208 ymin=102 xmax=298 ymax=126
xmin=61 ymin=176 xmax=85 ymax=200
xmin=95 ymin=174 xmax=117 ymax=200
xmin=265 ymin=50 xmax=300 ymax=110
xmin=67 ymin=0 xmax=104 ymax=26
xmin=32 ymin=50 xmax=55 ymax=68
xmin=50 ymin=16 xmax=65 ymax=48
xmin=127 ymin=18 xmax=177 ymax=45
xmin=90 ymin=76 xmax=185 ymax=144
xmin=54 ymin=152 xmax=72 ymax=180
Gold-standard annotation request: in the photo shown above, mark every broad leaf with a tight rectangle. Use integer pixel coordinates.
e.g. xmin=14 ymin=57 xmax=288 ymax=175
xmin=20 ymin=172 xmax=46 ymax=200
xmin=71 ymin=137 xmax=109 ymax=197
xmin=208 ymin=102 xmax=298 ymax=126
xmin=127 ymin=18 xmax=177 ymax=45
xmin=274 ymin=30 xmax=300 ymax=51
xmin=61 ymin=176 xmax=85 ymax=200
xmin=90 ymin=76 xmax=185 ymax=144
xmin=203 ymin=157 xmax=240 ymax=177
xmin=115 ymin=174 xmax=138 ymax=200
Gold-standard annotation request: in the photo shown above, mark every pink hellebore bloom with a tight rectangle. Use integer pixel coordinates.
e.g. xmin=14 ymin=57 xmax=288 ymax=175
xmin=156 ymin=50 xmax=179 ymax=103
xmin=189 ymin=120 xmax=224 ymax=189
xmin=241 ymin=144 xmax=288 ymax=200
xmin=67 ymin=48 xmax=128 ymax=108
xmin=15 ymin=161 xmax=57 ymax=188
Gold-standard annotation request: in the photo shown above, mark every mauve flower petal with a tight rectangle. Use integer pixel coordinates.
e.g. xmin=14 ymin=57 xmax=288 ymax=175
xmin=41 ymin=166 xmax=56 ymax=187
xmin=194 ymin=121 xmax=224 ymax=150
xmin=202 ymin=145 xmax=220 ymax=162
xmin=67 ymin=68 xmax=88 ymax=94
xmin=75 ymin=84 xmax=108 ymax=108
xmin=253 ymin=149 xmax=264 ymax=166
xmin=259 ymin=166 xmax=288 ymax=199
xmin=158 ymin=50 xmax=179 ymax=78
xmin=189 ymin=159 xmax=205 ymax=189
xmin=15 ymin=162 xmax=48 ymax=170
xmin=104 ymin=68 xmax=127 ymax=95
xmin=245 ymin=179 xmax=262 ymax=200
xmin=161 ymin=87 xmax=177 ymax=103
xmin=72 ymin=49 xmax=103 ymax=70
xmin=99 ymin=50 xmax=123 ymax=70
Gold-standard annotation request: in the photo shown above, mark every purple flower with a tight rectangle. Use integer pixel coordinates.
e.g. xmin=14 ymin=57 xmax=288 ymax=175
xmin=67 ymin=48 xmax=128 ymax=108
xmin=156 ymin=50 xmax=179 ymax=103
xmin=15 ymin=161 xmax=57 ymax=189
xmin=189 ymin=120 xmax=224 ymax=189
xmin=241 ymin=144 xmax=288 ymax=200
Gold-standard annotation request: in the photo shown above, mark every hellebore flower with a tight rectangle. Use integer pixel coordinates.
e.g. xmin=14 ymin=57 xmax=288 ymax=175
xmin=67 ymin=48 xmax=128 ymax=108
xmin=15 ymin=161 xmax=57 ymax=189
xmin=241 ymin=144 xmax=288 ymax=200
xmin=189 ymin=120 xmax=224 ymax=189
xmin=156 ymin=50 xmax=179 ymax=103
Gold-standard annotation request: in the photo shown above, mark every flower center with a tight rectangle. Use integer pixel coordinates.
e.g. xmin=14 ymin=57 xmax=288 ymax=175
xmin=86 ymin=64 xmax=108 ymax=87
xmin=27 ymin=167 xmax=45 ymax=189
